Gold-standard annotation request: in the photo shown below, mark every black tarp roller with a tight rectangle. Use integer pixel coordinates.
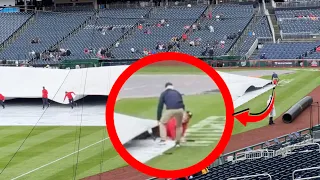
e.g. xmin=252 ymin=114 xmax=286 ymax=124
xmin=282 ymin=96 xmax=313 ymax=124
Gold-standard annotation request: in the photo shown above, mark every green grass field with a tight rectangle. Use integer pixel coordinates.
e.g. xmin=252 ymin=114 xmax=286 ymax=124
xmin=1 ymin=67 xmax=320 ymax=179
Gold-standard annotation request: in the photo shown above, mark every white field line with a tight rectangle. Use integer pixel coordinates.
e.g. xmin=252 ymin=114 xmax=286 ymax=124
xmin=11 ymin=137 xmax=110 ymax=180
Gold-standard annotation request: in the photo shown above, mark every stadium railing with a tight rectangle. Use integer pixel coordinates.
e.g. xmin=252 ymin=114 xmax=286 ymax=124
xmin=234 ymin=149 xmax=275 ymax=163
xmin=213 ymin=127 xmax=311 ymax=168
xmin=208 ymin=59 xmax=320 ymax=68
xmin=273 ymin=0 xmax=320 ymax=9
xmin=227 ymin=173 xmax=272 ymax=180
xmin=292 ymin=166 xmax=320 ymax=180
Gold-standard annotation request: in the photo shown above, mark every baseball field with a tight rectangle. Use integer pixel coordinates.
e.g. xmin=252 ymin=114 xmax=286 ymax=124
xmin=1 ymin=66 xmax=320 ymax=179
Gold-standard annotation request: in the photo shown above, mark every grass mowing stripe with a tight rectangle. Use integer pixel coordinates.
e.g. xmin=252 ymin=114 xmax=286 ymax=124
xmin=10 ymin=137 xmax=110 ymax=180
xmin=2 ymin=128 xmax=108 ymax=179
xmin=0 ymin=128 xmax=79 ymax=160
xmin=0 ymin=127 xmax=99 ymax=169
xmin=0 ymin=126 xmax=61 ymax=147
xmin=43 ymin=142 xmax=117 ymax=180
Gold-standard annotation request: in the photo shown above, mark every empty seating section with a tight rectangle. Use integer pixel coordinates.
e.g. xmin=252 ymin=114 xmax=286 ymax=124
xmin=195 ymin=147 xmax=320 ymax=180
xmin=255 ymin=42 xmax=320 ymax=59
xmin=99 ymin=8 xmax=151 ymax=18
xmin=178 ymin=4 xmax=254 ymax=56
xmin=0 ymin=12 xmax=33 ymax=44
xmin=275 ymin=9 xmax=320 ymax=35
xmin=237 ymin=16 xmax=272 ymax=56
xmin=0 ymin=12 xmax=93 ymax=60
xmin=305 ymin=51 xmax=320 ymax=59
xmin=149 ymin=6 xmax=206 ymax=19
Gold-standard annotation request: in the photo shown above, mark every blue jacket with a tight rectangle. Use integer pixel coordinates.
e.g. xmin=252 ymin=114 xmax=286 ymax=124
xmin=272 ymin=73 xmax=278 ymax=79
xmin=157 ymin=89 xmax=185 ymax=121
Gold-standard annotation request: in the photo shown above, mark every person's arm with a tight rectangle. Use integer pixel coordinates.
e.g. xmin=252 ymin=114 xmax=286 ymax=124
xmin=63 ymin=95 xmax=66 ymax=101
xmin=179 ymin=92 xmax=185 ymax=110
xmin=72 ymin=92 xmax=76 ymax=96
xmin=157 ymin=92 xmax=165 ymax=121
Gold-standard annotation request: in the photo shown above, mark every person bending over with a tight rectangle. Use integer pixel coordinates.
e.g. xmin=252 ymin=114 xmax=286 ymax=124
xmin=64 ymin=91 xmax=76 ymax=109
xmin=157 ymin=82 xmax=185 ymax=147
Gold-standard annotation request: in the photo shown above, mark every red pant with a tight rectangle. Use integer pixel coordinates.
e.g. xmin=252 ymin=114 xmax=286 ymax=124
xmin=166 ymin=117 xmax=188 ymax=140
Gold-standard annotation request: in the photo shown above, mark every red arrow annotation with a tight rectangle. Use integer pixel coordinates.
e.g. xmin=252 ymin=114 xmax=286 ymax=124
xmin=233 ymin=88 xmax=276 ymax=126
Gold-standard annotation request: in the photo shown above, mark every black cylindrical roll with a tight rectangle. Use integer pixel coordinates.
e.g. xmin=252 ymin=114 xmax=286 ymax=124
xmin=282 ymin=96 xmax=313 ymax=123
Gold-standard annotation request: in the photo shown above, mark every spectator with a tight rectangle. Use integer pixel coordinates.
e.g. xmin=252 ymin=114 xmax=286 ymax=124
xmin=31 ymin=37 xmax=40 ymax=44
xmin=220 ymin=41 xmax=225 ymax=48
xmin=195 ymin=38 xmax=201 ymax=46
xmin=160 ymin=19 xmax=165 ymax=25
xmin=138 ymin=24 xmax=143 ymax=30
xmin=209 ymin=25 xmax=214 ymax=32
xmin=182 ymin=33 xmax=188 ymax=42
xmin=189 ymin=40 xmax=195 ymax=46
xmin=192 ymin=24 xmax=197 ymax=32
xmin=215 ymin=15 xmax=220 ymax=21
xmin=171 ymin=36 xmax=178 ymax=42
xmin=183 ymin=25 xmax=190 ymax=30
xmin=237 ymin=30 xmax=242 ymax=36
xmin=115 ymin=42 xmax=120 ymax=48
xmin=144 ymin=29 xmax=151 ymax=34
xmin=121 ymin=27 xmax=126 ymax=33
xmin=143 ymin=48 xmax=148 ymax=55
xmin=260 ymin=53 xmax=266 ymax=59
xmin=176 ymin=42 xmax=181 ymax=49
xmin=130 ymin=48 xmax=135 ymax=53
xmin=197 ymin=23 xmax=201 ymax=30
xmin=208 ymin=47 xmax=214 ymax=56
xmin=208 ymin=11 xmax=212 ymax=19
xmin=223 ymin=35 xmax=227 ymax=40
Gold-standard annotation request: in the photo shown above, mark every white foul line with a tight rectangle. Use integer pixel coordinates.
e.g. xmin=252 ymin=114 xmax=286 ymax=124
xmin=11 ymin=137 xmax=110 ymax=180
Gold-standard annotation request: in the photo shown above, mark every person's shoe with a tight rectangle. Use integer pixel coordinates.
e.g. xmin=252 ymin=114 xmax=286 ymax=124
xmin=175 ymin=142 xmax=181 ymax=147
xmin=158 ymin=140 xmax=166 ymax=145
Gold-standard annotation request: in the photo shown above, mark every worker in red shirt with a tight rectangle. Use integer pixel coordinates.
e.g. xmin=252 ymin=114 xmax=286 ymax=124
xmin=42 ymin=86 xmax=50 ymax=109
xmin=63 ymin=91 xmax=76 ymax=109
xmin=166 ymin=110 xmax=192 ymax=142
xmin=0 ymin=93 xmax=5 ymax=109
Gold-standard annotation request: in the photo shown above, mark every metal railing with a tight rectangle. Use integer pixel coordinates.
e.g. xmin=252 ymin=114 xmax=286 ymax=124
xmin=280 ymin=32 xmax=320 ymax=40
xmin=211 ymin=128 xmax=311 ymax=168
xmin=274 ymin=0 xmax=320 ymax=8
xmin=234 ymin=149 xmax=274 ymax=163
xmin=293 ymin=166 xmax=320 ymax=180
xmin=243 ymin=38 xmax=258 ymax=60
xmin=278 ymin=143 xmax=320 ymax=156
xmin=228 ymin=173 xmax=272 ymax=180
